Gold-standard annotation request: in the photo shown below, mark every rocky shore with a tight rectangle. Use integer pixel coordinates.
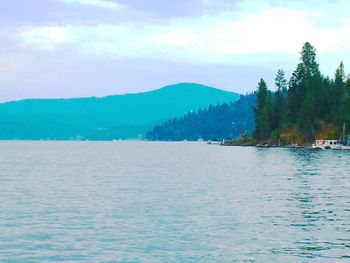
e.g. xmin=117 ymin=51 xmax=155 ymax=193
xmin=222 ymin=137 xmax=311 ymax=148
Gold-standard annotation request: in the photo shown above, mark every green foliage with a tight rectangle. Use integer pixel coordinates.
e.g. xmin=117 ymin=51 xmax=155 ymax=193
xmin=254 ymin=79 xmax=274 ymax=141
xmin=300 ymin=42 xmax=320 ymax=78
xmin=287 ymin=63 xmax=305 ymax=123
xmin=254 ymin=42 xmax=350 ymax=144
xmin=146 ymin=94 xmax=256 ymax=141
xmin=273 ymin=69 xmax=288 ymax=130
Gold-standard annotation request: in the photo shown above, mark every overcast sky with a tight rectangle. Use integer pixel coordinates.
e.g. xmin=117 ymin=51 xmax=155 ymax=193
xmin=0 ymin=0 xmax=350 ymax=102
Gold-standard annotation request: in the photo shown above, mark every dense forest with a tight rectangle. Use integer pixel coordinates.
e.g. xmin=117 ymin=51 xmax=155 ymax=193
xmin=146 ymin=94 xmax=256 ymax=141
xmin=254 ymin=42 xmax=350 ymax=144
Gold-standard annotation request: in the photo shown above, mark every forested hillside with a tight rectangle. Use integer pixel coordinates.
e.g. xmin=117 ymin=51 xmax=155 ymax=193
xmin=146 ymin=94 xmax=256 ymax=141
xmin=0 ymin=83 xmax=239 ymax=140
xmin=254 ymin=42 xmax=350 ymax=144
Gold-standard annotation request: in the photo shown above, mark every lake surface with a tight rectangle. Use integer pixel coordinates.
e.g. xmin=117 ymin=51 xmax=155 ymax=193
xmin=0 ymin=141 xmax=349 ymax=262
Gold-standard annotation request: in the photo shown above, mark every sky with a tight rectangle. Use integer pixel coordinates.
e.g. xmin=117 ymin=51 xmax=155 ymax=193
xmin=0 ymin=0 xmax=350 ymax=102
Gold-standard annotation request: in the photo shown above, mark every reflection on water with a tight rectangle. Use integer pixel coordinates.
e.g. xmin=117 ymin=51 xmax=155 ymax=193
xmin=283 ymin=149 xmax=350 ymax=260
xmin=0 ymin=142 xmax=349 ymax=262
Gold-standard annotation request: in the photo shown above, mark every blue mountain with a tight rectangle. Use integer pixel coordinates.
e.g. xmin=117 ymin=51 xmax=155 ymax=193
xmin=0 ymin=83 xmax=240 ymax=140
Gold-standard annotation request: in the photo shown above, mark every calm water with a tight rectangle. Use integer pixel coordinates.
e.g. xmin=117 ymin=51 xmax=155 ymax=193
xmin=0 ymin=141 xmax=349 ymax=262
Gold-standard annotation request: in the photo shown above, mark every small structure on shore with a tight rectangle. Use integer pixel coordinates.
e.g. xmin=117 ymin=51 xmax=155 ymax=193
xmin=313 ymin=123 xmax=350 ymax=150
xmin=314 ymin=140 xmax=342 ymax=150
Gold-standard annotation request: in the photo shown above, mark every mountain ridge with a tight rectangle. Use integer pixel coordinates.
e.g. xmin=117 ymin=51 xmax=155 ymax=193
xmin=2 ymin=83 xmax=231 ymax=104
xmin=0 ymin=83 xmax=240 ymax=140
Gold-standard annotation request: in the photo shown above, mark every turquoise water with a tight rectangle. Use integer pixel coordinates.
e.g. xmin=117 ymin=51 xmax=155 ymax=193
xmin=0 ymin=141 xmax=349 ymax=262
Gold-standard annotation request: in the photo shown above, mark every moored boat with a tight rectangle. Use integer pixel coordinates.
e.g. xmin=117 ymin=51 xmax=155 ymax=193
xmin=314 ymin=140 xmax=342 ymax=150
xmin=313 ymin=123 xmax=350 ymax=150
xmin=313 ymin=137 xmax=350 ymax=150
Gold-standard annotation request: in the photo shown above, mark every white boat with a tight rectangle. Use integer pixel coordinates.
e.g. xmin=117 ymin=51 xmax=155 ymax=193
xmin=313 ymin=123 xmax=350 ymax=150
xmin=313 ymin=137 xmax=350 ymax=150
xmin=314 ymin=140 xmax=342 ymax=150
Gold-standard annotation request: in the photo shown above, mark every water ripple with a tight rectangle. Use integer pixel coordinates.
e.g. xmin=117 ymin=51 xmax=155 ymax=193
xmin=0 ymin=142 xmax=349 ymax=262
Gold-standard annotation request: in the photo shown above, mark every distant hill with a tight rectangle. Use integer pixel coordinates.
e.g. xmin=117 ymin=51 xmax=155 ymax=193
xmin=146 ymin=93 xmax=256 ymax=141
xmin=0 ymin=83 xmax=240 ymax=140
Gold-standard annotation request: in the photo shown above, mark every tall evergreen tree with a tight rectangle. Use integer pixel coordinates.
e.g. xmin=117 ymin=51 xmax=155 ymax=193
xmin=288 ymin=63 xmax=305 ymax=123
xmin=300 ymin=42 xmax=321 ymax=78
xmin=273 ymin=69 xmax=288 ymax=130
xmin=292 ymin=42 xmax=322 ymax=140
xmin=332 ymin=62 xmax=346 ymax=125
xmin=335 ymin=61 xmax=345 ymax=87
xmin=254 ymin=79 xmax=273 ymax=140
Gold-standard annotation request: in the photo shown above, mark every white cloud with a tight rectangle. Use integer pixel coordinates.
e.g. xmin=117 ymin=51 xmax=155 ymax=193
xmin=61 ymin=0 xmax=123 ymax=9
xmin=151 ymin=7 xmax=350 ymax=59
xmin=22 ymin=26 xmax=70 ymax=50
xmin=19 ymin=4 xmax=350 ymax=66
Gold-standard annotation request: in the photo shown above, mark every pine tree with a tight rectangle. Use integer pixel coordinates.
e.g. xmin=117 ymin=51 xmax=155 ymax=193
xmin=287 ymin=42 xmax=322 ymax=141
xmin=288 ymin=63 xmax=305 ymax=123
xmin=273 ymin=69 xmax=288 ymax=130
xmin=335 ymin=61 xmax=345 ymax=88
xmin=332 ymin=62 xmax=346 ymax=125
xmin=300 ymin=42 xmax=320 ymax=78
xmin=254 ymin=79 xmax=273 ymax=140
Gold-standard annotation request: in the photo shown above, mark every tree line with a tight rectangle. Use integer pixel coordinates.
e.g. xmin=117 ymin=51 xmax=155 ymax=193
xmin=146 ymin=94 xmax=256 ymax=141
xmin=254 ymin=42 xmax=350 ymax=144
